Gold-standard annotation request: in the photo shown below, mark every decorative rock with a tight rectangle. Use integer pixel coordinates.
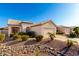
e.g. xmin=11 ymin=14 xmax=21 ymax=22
xmin=0 ymin=44 xmax=77 ymax=56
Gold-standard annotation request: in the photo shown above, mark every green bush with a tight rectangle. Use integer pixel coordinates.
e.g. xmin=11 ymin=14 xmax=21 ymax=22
xmin=35 ymin=35 xmax=43 ymax=42
xmin=56 ymin=30 xmax=64 ymax=34
xmin=73 ymin=27 xmax=79 ymax=37
xmin=26 ymin=30 xmax=36 ymax=38
xmin=10 ymin=33 xmax=15 ymax=37
xmin=69 ymin=32 xmax=76 ymax=38
xmin=0 ymin=28 xmax=4 ymax=30
xmin=14 ymin=34 xmax=22 ymax=41
xmin=66 ymin=39 xmax=78 ymax=48
xmin=66 ymin=39 xmax=73 ymax=47
xmin=18 ymin=32 xmax=27 ymax=35
xmin=10 ymin=33 xmax=18 ymax=38
xmin=14 ymin=34 xmax=29 ymax=41
xmin=0 ymin=33 xmax=5 ymax=42
xmin=21 ymin=35 xmax=29 ymax=41
xmin=56 ymin=32 xmax=64 ymax=34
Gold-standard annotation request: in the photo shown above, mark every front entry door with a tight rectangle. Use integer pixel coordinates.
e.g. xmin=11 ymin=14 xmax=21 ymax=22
xmin=12 ymin=27 xmax=20 ymax=33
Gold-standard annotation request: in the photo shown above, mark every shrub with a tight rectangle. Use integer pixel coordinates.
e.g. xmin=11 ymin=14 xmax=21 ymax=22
xmin=56 ymin=32 xmax=64 ymax=34
xmin=14 ymin=34 xmax=29 ymax=41
xmin=66 ymin=39 xmax=73 ymax=47
xmin=48 ymin=32 xmax=55 ymax=40
xmin=0 ymin=28 xmax=4 ymax=30
xmin=69 ymin=32 xmax=76 ymax=38
xmin=10 ymin=33 xmax=18 ymax=38
xmin=14 ymin=34 xmax=22 ymax=41
xmin=0 ymin=33 xmax=5 ymax=42
xmin=66 ymin=39 xmax=78 ymax=48
xmin=35 ymin=35 xmax=43 ymax=42
xmin=73 ymin=27 xmax=79 ymax=37
xmin=18 ymin=32 xmax=27 ymax=35
xmin=34 ymin=46 xmax=40 ymax=56
xmin=21 ymin=35 xmax=29 ymax=41
xmin=56 ymin=30 xmax=64 ymax=34
xmin=10 ymin=33 xmax=15 ymax=37
xmin=26 ymin=30 xmax=36 ymax=38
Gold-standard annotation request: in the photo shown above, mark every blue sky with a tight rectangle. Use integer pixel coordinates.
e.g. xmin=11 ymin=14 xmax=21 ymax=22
xmin=0 ymin=3 xmax=79 ymax=28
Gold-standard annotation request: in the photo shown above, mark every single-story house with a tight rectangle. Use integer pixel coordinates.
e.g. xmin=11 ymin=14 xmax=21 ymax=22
xmin=0 ymin=19 xmax=74 ymax=38
xmin=7 ymin=19 xmax=57 ymax=38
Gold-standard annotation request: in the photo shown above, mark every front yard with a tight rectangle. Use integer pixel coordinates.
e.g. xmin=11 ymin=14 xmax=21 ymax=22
xmin=0 ymin=34 xmax=79 ymax=56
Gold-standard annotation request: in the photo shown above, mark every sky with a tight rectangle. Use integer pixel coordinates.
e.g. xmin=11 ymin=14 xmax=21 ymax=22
xmin=0 ymin=3 xmax=79 ymax=28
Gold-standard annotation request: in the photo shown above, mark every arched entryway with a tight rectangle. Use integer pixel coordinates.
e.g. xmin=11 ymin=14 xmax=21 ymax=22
xmin=26 ymin=27 xmax=31 ymax=32
xmin=11 ymin=27 xmax=20 ymax=33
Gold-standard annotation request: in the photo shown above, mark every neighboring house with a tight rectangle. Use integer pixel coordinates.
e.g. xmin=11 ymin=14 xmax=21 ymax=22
xmin=56 ymin=26 xmax=65 ymax=34
xmin=7 ymin=19 xmax=57 ymax=38
xmin=57 ymin=26 xmax=73 ymax=35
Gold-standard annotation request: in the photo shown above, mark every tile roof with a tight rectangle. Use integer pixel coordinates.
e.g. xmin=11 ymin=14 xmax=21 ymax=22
xmin=30 ymin=20 xmax=57 ymax=27
xmin=8 ymin=19 xmax=21 ymax=25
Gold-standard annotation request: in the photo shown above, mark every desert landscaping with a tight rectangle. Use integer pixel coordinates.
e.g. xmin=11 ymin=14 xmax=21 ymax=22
xmin=0 ymin=34 xmax=79 ymax=56
xmin=0 ymin=3 xmax=79 ymax=57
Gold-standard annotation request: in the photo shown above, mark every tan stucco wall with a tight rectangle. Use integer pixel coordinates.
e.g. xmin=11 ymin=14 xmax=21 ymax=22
xmin=21 ymin=23 xmax=33 ymax=32
xmin=41 ymin=22 xmax=56 ymax=38
xmin=8 ymin=25 xmax=21 ymax=36
xmin=31 ymin=26 xmax=42 ymax=35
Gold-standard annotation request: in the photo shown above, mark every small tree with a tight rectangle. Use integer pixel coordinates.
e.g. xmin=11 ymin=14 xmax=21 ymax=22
xmin=48 ymin=32 xmax=55 ymax=40
xmin=73 ymin=27 xmax=79 ymax=37
xmin=69 ymin=32 xmax=76 ymax=38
